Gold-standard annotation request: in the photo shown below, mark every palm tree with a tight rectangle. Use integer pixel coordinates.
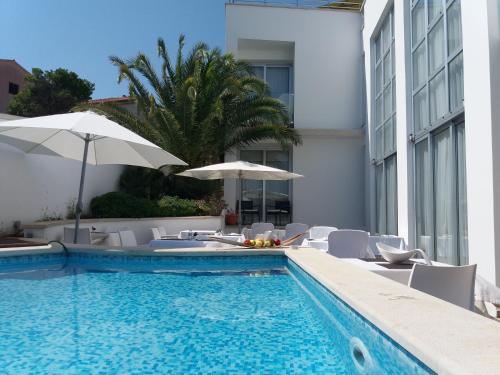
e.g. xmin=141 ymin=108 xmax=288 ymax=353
xmin=79 ymin=35 xmax=301 ymax=170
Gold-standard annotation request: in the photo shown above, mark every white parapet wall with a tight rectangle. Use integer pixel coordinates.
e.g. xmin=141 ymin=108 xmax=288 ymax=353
xmin=0 ymin=114 xmax=123 ymax=233
xmin=23 ymin=216 xmax=225 ymax=245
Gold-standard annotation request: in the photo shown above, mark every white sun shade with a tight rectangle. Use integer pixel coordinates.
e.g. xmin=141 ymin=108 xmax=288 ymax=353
xmin=177 ymin=160 xmax=303 ymax=180
xmin=0 ymin=111 xmax=186 ymax=168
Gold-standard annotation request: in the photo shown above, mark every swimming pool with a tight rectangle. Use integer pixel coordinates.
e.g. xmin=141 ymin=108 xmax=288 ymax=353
xmin=0 ymin=252 xmax=434 ymax=374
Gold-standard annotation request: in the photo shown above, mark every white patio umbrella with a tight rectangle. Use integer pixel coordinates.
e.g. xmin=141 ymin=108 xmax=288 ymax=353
xmin=177 ymin=160 xmax=303 ymax=231
xmin=0 ymin=111 xmax=186 ymax=243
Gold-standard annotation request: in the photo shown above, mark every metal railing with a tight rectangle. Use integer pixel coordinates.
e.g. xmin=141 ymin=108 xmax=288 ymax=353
xmin=228 ymin=0 xmax=363 ymax=11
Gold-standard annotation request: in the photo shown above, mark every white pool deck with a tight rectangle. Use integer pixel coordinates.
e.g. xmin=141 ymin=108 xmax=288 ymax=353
xmin=1 ymin=244 xmax=500 ymax=374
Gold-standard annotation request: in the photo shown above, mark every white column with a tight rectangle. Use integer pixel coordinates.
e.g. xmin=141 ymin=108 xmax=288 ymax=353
xmin=462 ymin=0 xmax=500 ymax=285
xmin=393 ymin=0 xmax=412 ymax=245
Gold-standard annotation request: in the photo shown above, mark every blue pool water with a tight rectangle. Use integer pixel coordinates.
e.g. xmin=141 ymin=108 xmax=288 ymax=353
xmin=0 ymin=253 xmax=434 ymax=374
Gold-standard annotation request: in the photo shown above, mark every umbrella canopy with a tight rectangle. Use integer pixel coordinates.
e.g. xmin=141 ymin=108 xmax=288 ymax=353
xmin=178 ymin=161 xmax=303 ymax=231
xmin=0 ymin=111 xmax=186 ymax=168
xmin=177 ymin=160 xmax=302 ymax=180
xmin=0 ymin=111 xmax=186 ymax=243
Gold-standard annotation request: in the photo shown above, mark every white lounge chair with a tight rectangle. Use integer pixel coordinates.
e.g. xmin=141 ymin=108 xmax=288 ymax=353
xmin=285 ymin=223 xmax=309 ymax=244
xmin=150 ymin=227 xmax=161 ymax=240
xmin=119 ymin=230 xmax=138 ymax=247
xmin=309 ymin=226 xmax=337 ymax=240
xmin=408 ymin=263 xmax=477 ymax=311
xmin=63 ymin=227 xmax=91 ymax=244
xmin=327 ymin=230 xmax=369 ymax=258
xmin=106 ymin=232 xmax=122 ymax=247
xmin=158 ymin=226 xmax=167 ymax=238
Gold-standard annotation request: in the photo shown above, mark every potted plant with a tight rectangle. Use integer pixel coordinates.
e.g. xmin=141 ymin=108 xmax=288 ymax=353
xmin=225 ymin=209 xmax=238 ymax=225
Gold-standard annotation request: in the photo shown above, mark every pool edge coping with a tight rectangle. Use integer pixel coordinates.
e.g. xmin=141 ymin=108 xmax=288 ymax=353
xmin=285 ymin=248 xmax=500 ymax=375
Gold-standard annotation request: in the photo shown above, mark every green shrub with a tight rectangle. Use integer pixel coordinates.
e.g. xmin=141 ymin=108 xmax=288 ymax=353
xmin=90 ymin=192 xmax=159 ymax=218
xmin=89 ymin=192 xmax=217 ymax=218
xmin=119 ymin=166 xmax=220 ymax=200
xmin=157 ymin=196 xmax=210 ymax=217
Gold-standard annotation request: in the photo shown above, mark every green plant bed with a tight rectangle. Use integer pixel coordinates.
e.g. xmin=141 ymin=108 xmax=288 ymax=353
xmin=90 ymin=192 xmax=216 ymax=218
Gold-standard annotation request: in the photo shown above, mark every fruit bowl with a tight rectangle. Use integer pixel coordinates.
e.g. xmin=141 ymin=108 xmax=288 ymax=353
xmin=243 ymin=239 xmax=281 ymax=248
xmin=376 ymin=243 xmax=418 ymax=264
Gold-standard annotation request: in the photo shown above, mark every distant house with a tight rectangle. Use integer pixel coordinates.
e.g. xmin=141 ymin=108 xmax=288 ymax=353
xmin=0 ymin=59 xmax=29 ymax=113
xmin=89 ymin=96 xmax=138 ymax=116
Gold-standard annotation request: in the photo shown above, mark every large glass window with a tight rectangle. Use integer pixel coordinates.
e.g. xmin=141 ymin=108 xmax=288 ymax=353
xmin=411 ymin=0 xmax=463 ymax=132
xmin=250 ymin=64 xmax=293 ymax=121
xmin=239 ymin=150 xmax=292 ymax=225
xmin=411 ymin=0 xmax=467 ymax=265
xmin=413 ymin=121 xmax=467 ymax=264
xmin=373 ymin=9 xmax=397 ymax=235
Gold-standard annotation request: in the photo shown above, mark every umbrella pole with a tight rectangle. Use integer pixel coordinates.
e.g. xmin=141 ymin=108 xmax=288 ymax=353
xmin=74 ymin=134 xmax=91 ymax=244
xmin=238 ymin=171 xmax=242 ymax=234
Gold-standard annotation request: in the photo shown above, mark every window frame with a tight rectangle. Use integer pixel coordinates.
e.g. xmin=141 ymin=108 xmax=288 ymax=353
xmin=373 ymin=8 xmax=398 ymax=235
xmin=410 ymin=0 xmax=464 ymax=137
xmin=8 ymin=82 xmax=19 ymax=95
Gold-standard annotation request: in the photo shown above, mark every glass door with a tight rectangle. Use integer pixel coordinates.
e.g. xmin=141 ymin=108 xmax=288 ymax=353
xmin=433 ymin=126 xmax=456 ymax=264
xmin=415 ymin=139 xmax=433 ymax=257
xmin=413 ymin=118 xmax=468 ymax=264
xmin=239 ymin=150 xmax=291 ymax=225
xmin=265 ymin=151 xmax=291 ymax=225
xmin=239 ymin=150 xmax=263 ymax=224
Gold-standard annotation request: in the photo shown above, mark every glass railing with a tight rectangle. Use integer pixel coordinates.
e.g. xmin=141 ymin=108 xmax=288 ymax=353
xmin=228 ymin=0 xmax=363 ymax=10
xmin=275 ymin=93 xmax=294 ymax=124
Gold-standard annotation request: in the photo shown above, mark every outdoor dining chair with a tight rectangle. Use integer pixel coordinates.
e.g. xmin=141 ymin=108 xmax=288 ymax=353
xmin=247 ymin=222 xmax=275 ymax=239
xmin=158 ymin=226 xmax=168 ymax=238
xmin=285 ymin=223 xmax=309 ymax=244
xmin=239 ymin=200 xmax=259 ymax=224
xmin=119 ymin=230 xmax=138 ymax=247
xmin=150 ymin=228 xmax=161 ymax=240
xmin=308 ymin=226 xmax=338 ymax=240
xmin=266 ymin=200 xmax=291 ymax=226
xmin=327 ymin=230 xmax=369 ymax=258
xmin=408 ymin=263 xmax=477 ymax=311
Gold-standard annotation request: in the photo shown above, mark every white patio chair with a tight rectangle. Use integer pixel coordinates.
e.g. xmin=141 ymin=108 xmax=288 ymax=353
xmin=63 ymin=227 xmax=91 ymax=245
xmin=408 ymin=263 xmax=477 ymax=311
xmin=242 ymin=227 xmax=252 ymax=239
xmin=308 ymin=226 xmax=337 ymax=240
xmin=251 ymin=223 xmax=274 ymax=235
xmin=285 ymin=223 xmax=309 ymax=244
xmin=119 ymin=230 xmax=138 ymax=247
xmin=106 ymin=232 xmax=121 ymax=247
xmin=158 ymin=226 xmax=167 ymax=238
xmin=150 ymin=227 xmax=161 ymax=240
xmin=327 ymin=230 xmax=369 ymax=258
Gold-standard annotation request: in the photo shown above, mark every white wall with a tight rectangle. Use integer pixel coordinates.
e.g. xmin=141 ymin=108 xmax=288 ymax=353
xmin=226 ymin=4 xmax=364 ymax=131
xmin=0 ymin=117 xmax=122 ymax=231
xmin=292 ymin=130 xmax=365 ymax=228
xmin=461 ymin=0 xmax=500 ymax=285
xmin=24 ymin=216 xmax=224 ymax=245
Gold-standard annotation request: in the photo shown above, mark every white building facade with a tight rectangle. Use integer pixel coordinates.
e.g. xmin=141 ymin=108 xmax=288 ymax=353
xmin=226 ymin=0 xmax=500 ymax=286
xmin=225 ymin=2 xmax=366 ymax=229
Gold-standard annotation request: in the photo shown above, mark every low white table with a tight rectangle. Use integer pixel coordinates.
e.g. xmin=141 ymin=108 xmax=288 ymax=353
xmin=341 ymin=258 xmax=422 ymax=284
xmin=300 ymin=239 xmax=328 ymax=251
xmin=179 ymin=230 xmax=217 ymax=240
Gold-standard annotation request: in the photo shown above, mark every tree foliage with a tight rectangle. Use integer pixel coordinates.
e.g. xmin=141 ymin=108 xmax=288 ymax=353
xmin=8 ymin=68 xmax=94 ymax=117
xmin=76 ymin=35 xmax=301 ymax=169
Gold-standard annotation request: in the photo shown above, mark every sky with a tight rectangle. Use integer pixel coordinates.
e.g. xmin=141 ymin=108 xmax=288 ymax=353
xmin=0 ymin=0 xmax=227 ymax=99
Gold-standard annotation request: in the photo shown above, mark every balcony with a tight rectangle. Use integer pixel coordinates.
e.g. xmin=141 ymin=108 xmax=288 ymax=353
xmin=228 ymin=0 xmax=363 ymax=11
xmin=277 ymin=93 xmax=294 ymax=124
